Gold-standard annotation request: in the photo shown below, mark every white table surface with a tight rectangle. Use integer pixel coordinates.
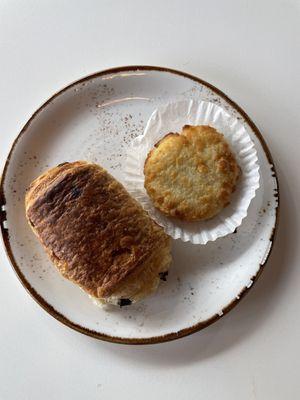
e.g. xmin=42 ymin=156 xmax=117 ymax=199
xmin=1 ymin=1 xmax=299 ymax=399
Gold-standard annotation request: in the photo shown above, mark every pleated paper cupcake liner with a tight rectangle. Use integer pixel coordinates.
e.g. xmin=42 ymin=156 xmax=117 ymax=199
xmin=124 ymin=100 xmax=260 ymax=244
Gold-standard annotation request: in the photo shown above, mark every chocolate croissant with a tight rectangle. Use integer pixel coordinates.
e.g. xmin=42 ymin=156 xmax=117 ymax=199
xmin=25 ymin=161 xmax=171 ymax=306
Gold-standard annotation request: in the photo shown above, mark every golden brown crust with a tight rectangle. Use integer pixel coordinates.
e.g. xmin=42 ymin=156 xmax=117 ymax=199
xmin=25 ymin=161 xmax=170 ymax=298
xmin=144 ymin=125 xmax=240 ymax=221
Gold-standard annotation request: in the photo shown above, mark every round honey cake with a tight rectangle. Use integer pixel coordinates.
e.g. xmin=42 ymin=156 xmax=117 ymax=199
xmin=144 ymin=125 xmax=240 ymax=221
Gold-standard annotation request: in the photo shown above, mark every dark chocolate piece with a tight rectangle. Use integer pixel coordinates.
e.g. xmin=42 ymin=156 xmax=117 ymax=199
xmin=159 ymin=271 xmax=168 ymax=281
xmin=118 ymin=298 xmax=132 ymax=307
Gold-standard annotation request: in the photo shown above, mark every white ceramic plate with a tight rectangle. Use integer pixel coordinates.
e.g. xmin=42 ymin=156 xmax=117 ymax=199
xmin=0 ymin=66 xmax=279 ymax=344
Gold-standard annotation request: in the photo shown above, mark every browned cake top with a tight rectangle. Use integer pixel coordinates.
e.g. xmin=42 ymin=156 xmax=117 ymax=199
xmin=144 ymin=125 xmax=240 ymax=221
xmin=25 ymin=161 xmax=168 ymax=297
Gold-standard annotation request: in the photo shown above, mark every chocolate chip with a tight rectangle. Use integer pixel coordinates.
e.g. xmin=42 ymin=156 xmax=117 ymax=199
xmin=159 ymin=271 xmax=168 ymax=281
xmin=118 ymin=298 xmax=132 ymax=307
xmin=70 ymin=187 xmax=82 ymax=199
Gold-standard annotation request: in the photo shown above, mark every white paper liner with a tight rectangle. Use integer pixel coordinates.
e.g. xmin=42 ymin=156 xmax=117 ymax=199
xmin=124 ymin=100 xmax=260 ymax=244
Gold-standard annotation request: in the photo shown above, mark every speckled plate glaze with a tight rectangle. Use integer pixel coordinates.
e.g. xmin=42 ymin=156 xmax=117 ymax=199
xmin=0 ymin=66 xmax=279 ymax=344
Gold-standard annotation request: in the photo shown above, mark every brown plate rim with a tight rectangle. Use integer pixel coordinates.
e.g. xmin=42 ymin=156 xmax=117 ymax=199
xmin=0 ymin=65 xmax=280 ymax=345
